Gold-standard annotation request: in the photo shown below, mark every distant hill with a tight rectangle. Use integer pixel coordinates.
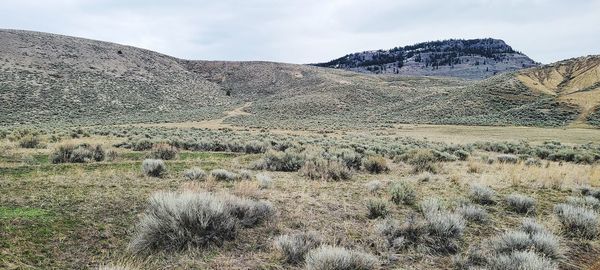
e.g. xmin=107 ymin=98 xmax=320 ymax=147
xmin=314 ymin=38 xmax=539 ymax=79
xmin=0 ymin=29 xmax=593 ymax=128
xmin=517 ymin=55 xmax=600 ymax=127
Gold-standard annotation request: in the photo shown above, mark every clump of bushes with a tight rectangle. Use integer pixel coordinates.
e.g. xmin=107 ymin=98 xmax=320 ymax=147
xmin=389 ymin=180 xmax=416 ymax=205
xmin=456 ymin=204 xmax=488 ymax=223
xmin=300 ymin=157 xmax=352 ymax=181
xmin=129 ymin=191 xmax=274 ymax=254
xmin=469 ymin=184 xmax=496 ymax=205
xmin=183 ymin=167 xmax=207 ymax=181
xmin=554 ymin=203 xmax=598 ymax=238
xmin=304 ymin=245 xmax=378 ymax=270
xmin=19 ymin=134 xmax=41 ymax=148
xmin=51 ymin=144 xmax=105 ymax=163
xmin=489 ymin=221 xmax=560 ymax=260
xmin=505 ymin=194 xmax=536 ymax=214
xmin=366 ymin=198 xmax=389 ymax=219
xmin=423 ymin=211 xmax=466 ymax=253
xmin=398 ymin=149 xmax=439 ymax=173
xmin=254 ymin=149 xmax=305 ymax=172
xmin=142 ymin=159 xmax=166 ymax=177
xmin=566 ymin=196 xmax=600 ymax=210
xmin=362 ymin=156 xmax=389 ymax=174
xmin=274 ymin=231 xmax=322 ymax=264
xmin=210 ymin=169 xmax=238 ymax=181
xmin=131 ymin=138 xmax=154 ymax=151
xmin=491 ymin=250 xmax=556 ymax=270
xmin=455 ymin=219 xmax=560 ymax=269
xmin=497 ymin=154 xmax=519 ymax=164
xmin=379 ymin=198 xmax=465 ymax=254
xmin=330 ymin=148 xmax=363 ymax=170
xmin=150 ymin=143 xmax=178 ymax=160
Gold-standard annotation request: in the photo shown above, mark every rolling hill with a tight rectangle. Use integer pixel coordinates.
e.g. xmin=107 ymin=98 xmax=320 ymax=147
xmin=0 ymin=29 xmax=594 ymax=129
xmin=516 ymin=55 xmax=600 ymax=127
xmin=314 ymin=38 xmax=539 ymax=80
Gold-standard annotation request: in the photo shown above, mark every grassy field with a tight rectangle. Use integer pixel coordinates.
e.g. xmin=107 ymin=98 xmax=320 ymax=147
xmin=1 ymin=125 xmax=600 ymax=270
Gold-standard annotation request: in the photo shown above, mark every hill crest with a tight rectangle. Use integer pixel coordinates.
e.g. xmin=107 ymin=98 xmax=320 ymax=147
xmin=314 ymin=38 xmax=539 ymax=79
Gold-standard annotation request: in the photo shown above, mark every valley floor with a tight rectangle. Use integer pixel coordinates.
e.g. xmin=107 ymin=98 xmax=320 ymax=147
xmin=1 ymin=124 xmax=600 ymax=269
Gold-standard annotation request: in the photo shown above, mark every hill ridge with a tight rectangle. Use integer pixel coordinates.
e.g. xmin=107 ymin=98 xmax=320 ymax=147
xmin=314 ymin=38 xmax=539 ymax=80
xmin=0 ymin=29 xmax=596 ymax=128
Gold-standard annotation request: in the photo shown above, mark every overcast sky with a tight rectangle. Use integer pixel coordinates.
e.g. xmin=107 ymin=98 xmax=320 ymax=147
xmin=1 ymin=0 xmax=599 ymax=64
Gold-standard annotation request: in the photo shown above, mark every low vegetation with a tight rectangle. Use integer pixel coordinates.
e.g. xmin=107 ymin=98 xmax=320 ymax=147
xmin=1 ymin=125 xmax=599 ymax=269
xmin=142 ymin=159 xmax=166 ymax=177
xmin=129 ymin=191 xmax=274 ymax=253
xmin=304 ymin=246 xmax=378 ymax=270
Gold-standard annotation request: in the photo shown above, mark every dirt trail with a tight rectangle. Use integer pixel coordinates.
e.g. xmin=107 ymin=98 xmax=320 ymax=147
xmin=127 ymin=102 xmax=252 ymax=129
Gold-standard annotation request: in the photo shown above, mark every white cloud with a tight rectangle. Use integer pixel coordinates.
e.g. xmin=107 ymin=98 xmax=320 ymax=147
xmin=1 ymin=0 xmax=599 ymax=64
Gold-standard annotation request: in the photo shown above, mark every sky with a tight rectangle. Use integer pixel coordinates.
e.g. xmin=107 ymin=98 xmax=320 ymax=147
xmin=1 ymin=0 xmax=599 ymax=64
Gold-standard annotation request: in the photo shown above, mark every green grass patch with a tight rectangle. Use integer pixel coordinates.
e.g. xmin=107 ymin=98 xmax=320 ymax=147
xmin=0 ymin=207 xmax=51 ymax=220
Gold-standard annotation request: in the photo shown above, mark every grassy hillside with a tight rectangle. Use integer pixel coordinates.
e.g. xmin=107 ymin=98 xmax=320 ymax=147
xmin=517 ymin=55 xmax=600 ymax=127
xmin=0 ymin=29 xmax=591 ymax=128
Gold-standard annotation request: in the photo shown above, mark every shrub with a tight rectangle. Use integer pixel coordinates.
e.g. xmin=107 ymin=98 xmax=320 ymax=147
xmin=19 ymin=135 xmax=41 ymax=148
xmin=530 ymin=231 xmax=560 ymax=259
xmin=362 ymin=156 xmax=389 ymax=174
xmin=210 ymin=169 xmax=238 ymax=181
xmin=142 ymin=159 xmax=166 ymax=177
xmin=365 ymin=180 xmax=383 ymax=193
xmin=244 ymin=140 xmax=268 ymax=154
xmin=93 ymin=145 xmax=105 ymax=162
xmin=150 ymin=143 xmax=178 ymax=160
xmin=492 ymin=219 xmax=561 ymax=259
xmin=305 ymin=246 xmax=378 ymax=270
xmin=489 ymin=251 xmax=557 ymax=270
xmin=132 ymin=138 xmax=154 ymax=151
xmin=470 ymin=184 xmax=496 ymax=205
xmin=183 ymin=167 xmax=207 ymax=181
xmin=433 ymin=150 xmax=458 ymax=162
xmin=401 ymin=149 xmax=439 ymax=173
xmin=274 ymin=231 xmax=322 ymax=264
xmin=566 ymin=196 xmax=600 ymax=210
xmin=376 ymin=215 xmax=425 ymax=249
xmin=51 ymin=144 xmax=75 ymax=164
xmin=505 ymin=194 xmax=536 ymax=214
xmin=554 ymin=203 xmax=598 ymax=238
xmin=330 ymin=148 xmax=363 ymax=170
xmin=497 ymin=154 xmax=519 ymax=164
xmin=223 ymin=196 xmax=275 ymax=227
xmin=300 ymin=157 xmax=352 ymax=181
xmin=256 ymin=173 xmax=273 ymax=189
xmin=419 ymin=197 xmax=445 ymax=217
xmin=129 ymin=191 xmax=275 ymax=254
xmin=456 ymin=204 xmax=488 ymax=223
xmin=389 ymin=181 xmax=416 ymax=205
xmin=424 ymin=211 xmax=466 ymax=253
xmin=366 ymin=199 xmax=389 ymax=219
xmin=71 ymin=146 xmax=93 ymax=163
xmin=520 ymin=218 xmax=546 ymax=235
xmin=254 ymin=149 xmax=305 ymax=172
xmin=489 ymin=230 xmax=532 ymax=254
xmin=51 ymin=144 xmax=105 ymax=163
